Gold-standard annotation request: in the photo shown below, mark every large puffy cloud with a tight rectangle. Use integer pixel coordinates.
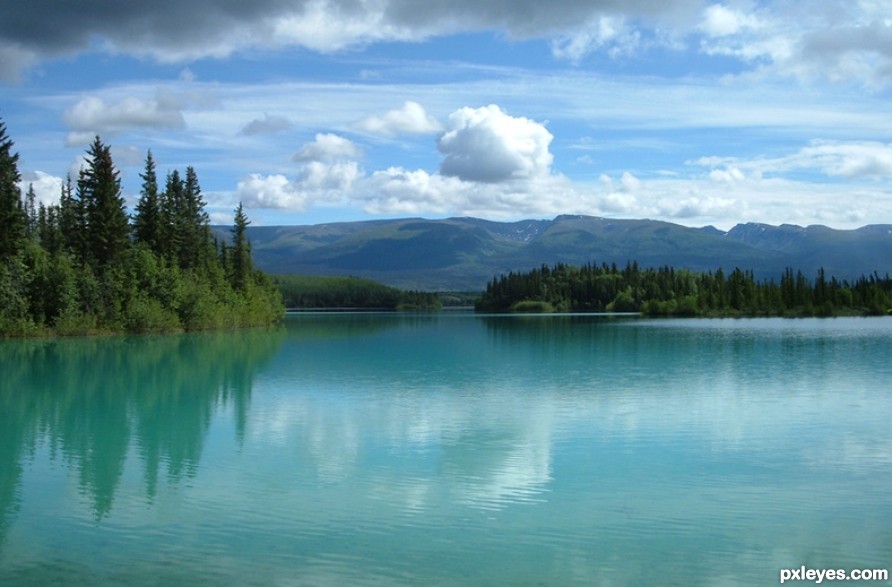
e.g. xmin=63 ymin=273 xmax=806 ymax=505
xmin=437 ymin=105 xmax=554 ymax=183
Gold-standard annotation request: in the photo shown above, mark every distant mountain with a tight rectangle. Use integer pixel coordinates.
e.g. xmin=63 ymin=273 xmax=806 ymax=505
xmin=220 ymin=215 xmax=892 ymax=290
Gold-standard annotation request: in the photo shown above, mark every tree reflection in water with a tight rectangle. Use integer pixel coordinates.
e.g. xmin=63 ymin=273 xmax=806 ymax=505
xmin=0 ymin=326 xmax=284 ymax=532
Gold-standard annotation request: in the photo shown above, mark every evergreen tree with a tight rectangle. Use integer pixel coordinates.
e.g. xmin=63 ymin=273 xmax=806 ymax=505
xmin=179 ymin=166 xmax=211 ymax=270
xmin=37 ymin=202 xmax=63 ymax=255
xmin=59 ymin=174 xmax=88 ymax=261
xmin=78 ymin=137 xmax=130 ymax=268
xmin=0 ymin=119 xmax=283 ymax=336
xmin=0 ymin=118 xmax=26 ymax=261
xmin=160 ymin=169 xmax=183 ymax=262
xmin=231 ymin=202 xmax=252 ymax=291
xmin=133 ymin=150 xmax=163 ymax=255
xmin=24 ymin=183 xmax=38 ymax=236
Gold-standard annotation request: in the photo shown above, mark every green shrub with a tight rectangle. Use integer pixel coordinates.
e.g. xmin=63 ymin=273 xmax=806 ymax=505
xmin=510 ymin=300 xmax=555 ymax=313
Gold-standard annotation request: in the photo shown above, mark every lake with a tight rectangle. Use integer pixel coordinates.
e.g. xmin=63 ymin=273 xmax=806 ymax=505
xmin=1 ymin=313 xmax=890 ymax=586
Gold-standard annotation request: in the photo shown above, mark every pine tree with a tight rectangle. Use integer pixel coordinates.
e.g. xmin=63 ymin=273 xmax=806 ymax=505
xmin=0 ymin=118 xmax=27 ymax=261
xmin=231 ymin=202 xmax=252 ymax=291
xmin=160 ymin=169 xmax=183 ymax=262
xmin=38 ymin=202 xmax=63 ymax=255
xmin=59 ymin=174 xmax=88 ymax=261
xmin=0 ymin=120 xmax=283 ymax=336
xmin=133 ymin=150 xmax=163 ymax=255
xmin=78 ymin=136 xmax=130 ymax=268
xmin=24 ymin=183 xmax=38 ymax=236
xmin=179 ymin=166 xmax=211 ymax=270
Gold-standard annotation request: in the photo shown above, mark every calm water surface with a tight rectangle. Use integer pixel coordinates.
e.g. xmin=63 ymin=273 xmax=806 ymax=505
xmin=1 ymin=314 xmax=890 ymax=586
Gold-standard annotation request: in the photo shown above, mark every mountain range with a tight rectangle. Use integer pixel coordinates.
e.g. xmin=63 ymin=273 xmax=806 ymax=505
xmin=227 ymin=215 xmax=892 ymax=291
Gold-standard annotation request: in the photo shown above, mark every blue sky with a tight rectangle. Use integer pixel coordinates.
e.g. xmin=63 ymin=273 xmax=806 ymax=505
xmin=2 ymin=0 xmax=892 ymax=229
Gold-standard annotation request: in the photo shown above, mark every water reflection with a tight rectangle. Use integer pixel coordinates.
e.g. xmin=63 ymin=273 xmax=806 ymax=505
xmin=1 ymin=315 xmax=891 ymax=586
xmin=0 ymin=327 xmax=284 ymax=532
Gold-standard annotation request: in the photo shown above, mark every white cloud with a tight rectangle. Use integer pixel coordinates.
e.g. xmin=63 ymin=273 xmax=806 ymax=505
xmin=708 ymin=166 xmax=747 ymax=184
xmin=231 ymin=93 xmax=892 ymax=229
xmin=700 ymin=4 xmax=760 ymax=38
xmin=236 ymin=174 xmax=306 ymax=210
xmin=437 ymin=105 xmax=554 ymax=183
xmin=360 ymin=167 xmax=579 ymax=219
xmin=237 ymin=132 xmax=363 ymax=211
xmin=4 ymin=0 xmax=892 ymax=89
xmin=798 ymin=20 xmax=892 ymax=85
xmin=693 ymin=3 xmax=892 ymax=87
xmin=19 ymin=171 xmax=64 ymax=207
xmin=598 ymin=191 xmax=639 ymax=214
xmin=551 ymin=15 xmax=642 ymax=62
xmin=270 ymin=2 xmax=424 ymax=53
xmin=362 ymin=167 xmax=459 ymax=215
xmin=658 ymin=194 xmax=741 ymax=220
xmin=297 ymin=160 xmax=361 ymax=191
xmin=293 ymin=133 xmax=362 ymax=162
xmin=694 ymin=140 xmax=892 ymax=180
xmin=0 ymin=0 xmax=706 ymax=81
xmin=620 ymin=171 xmax=642 ymax=192
xmin=355 ymin=101 xmax=442 ymax=137
xmin=795 ymin=141 xmax=892 ymax=178
xmin=239 ymin=113 xmax=293 ymax=136
xmin=62 ymin=90 xmax=186 ymax=145
xmin=237 ymin=161 xmax=360 ymax=211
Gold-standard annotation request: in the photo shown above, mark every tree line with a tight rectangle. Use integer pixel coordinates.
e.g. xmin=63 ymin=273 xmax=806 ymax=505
xmin=0 ymin=118 xmax=283 ymax=336
xmin=274 ymin=274 xmax=441 ymax=310
xmin=476 ymin=261 xmax=892 ymax=317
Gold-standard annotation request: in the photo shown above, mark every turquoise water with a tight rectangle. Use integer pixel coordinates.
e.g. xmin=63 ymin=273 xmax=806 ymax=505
xmin=1 ymin=314 xmax=890 ymax=586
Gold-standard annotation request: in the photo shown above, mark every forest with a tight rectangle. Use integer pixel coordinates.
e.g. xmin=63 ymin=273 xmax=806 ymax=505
xmin=274 ymin=274 xmax=441 ymax=310
xmin=0 ymin=119 xmax=283 ymax=336
xmin=476 ymin=261 xmax=892 ymax=317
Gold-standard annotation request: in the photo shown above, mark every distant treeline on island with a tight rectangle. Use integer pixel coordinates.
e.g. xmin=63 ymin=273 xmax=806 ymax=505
xmin=0 ymin=118 xmax=283 ymax=337
xmin=274 ymin=274 xmax=441 ymax=311
xmin=475 ymin=261 xmax=892 ymax=317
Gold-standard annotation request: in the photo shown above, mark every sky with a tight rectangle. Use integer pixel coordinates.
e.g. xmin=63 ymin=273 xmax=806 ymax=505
xmin=2 ymin=0 xmax=892 ymax=230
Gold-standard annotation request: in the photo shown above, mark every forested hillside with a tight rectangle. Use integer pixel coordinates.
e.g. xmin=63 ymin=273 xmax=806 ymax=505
xmin=476 ymin=262 xmax=892 ymax=317
xmin=0 ymin=118 xmax=283 ymax=336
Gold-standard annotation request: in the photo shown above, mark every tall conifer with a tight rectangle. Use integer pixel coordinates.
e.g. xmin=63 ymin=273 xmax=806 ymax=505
xmin=77 ymin=137 xmax=129 ymax=268
xmin=180 ymin=166 xmax=211 ymax=269
xmin=133 ymin=150 xmax=163 ymax=255
xmin=160 ymin=169 xmax=183 ymax=262
xmin=0 ymin=118 xmax=26 ymax=260
xmin=231 ymin=202 xmax=252 ymax=290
